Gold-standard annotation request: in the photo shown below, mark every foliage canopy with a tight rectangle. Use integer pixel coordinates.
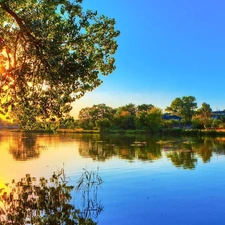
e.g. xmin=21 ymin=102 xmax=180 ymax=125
xmin=165 ymin=96 xmax=197 ymax=122
xmin=0 ymin=0 xmax=119 ymax=129
xmin=78 ymin=103 xmax=114 ymax=130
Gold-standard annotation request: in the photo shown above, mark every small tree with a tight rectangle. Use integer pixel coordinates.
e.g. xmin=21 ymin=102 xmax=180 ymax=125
xmin=96 ymin=118 xmax=111 ymax=132
xmin=192 ymin=118 xmax=204 ymax=129
xmin=146 ymin=107 xmax=163 ymax=133
xmin=193 ymin=102 xmax=212 ymax=129
xmin=113 ymin=109 xmax=136 ymax=130
xmin=135 ymin=111 xmax=149 ymax=129
xmin=211 ymin=119 xmax=222 ymax=129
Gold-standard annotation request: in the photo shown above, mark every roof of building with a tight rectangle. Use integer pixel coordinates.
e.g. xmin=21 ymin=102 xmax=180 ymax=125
xmin=162 ymin=114 xmax=182 ymax=120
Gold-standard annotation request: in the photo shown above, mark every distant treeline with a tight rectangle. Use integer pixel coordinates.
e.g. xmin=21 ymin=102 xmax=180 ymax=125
xmin=2 ymin=96 xmax=225 ymax=134
xmin=60 ymin=97 xmax=225 ymax=133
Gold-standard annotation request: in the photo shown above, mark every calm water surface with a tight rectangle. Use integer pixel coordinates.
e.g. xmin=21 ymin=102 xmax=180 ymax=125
xmin=1 ymin=131 xmax=225 ymax=225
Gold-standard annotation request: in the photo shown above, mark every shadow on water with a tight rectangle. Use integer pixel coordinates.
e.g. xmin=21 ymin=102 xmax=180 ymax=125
xmin=0 ymin=168 xmax=103 ymax=225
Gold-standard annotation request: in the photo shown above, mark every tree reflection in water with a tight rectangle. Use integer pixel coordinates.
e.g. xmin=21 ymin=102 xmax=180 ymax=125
xmin=8 ymin=133 xmax=43 ymax=161
xmin=166 ymin=151 xmax=198 ymax=169
xmin=192 ymin=138 xmax=214 ymax=163
xmin=0 ymin=168 xmax=102 ymax=225
xmin=77 ymin=134 xmax=225 ymax=169
xmin=79 ymin=135 xmax=162 ymax=162
xmin=161 ymin=137 xmax=225 ymax=169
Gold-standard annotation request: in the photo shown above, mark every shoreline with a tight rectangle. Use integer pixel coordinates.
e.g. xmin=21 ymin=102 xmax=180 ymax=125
xmin=1 ymin=128 xmax=225 ymax=137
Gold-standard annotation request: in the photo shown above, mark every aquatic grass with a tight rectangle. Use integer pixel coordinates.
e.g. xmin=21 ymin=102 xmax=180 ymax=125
xmin=76 ymin=169 xmax=103 ymax=221
xmin=0 ymin=168 xmax=102 ymax=225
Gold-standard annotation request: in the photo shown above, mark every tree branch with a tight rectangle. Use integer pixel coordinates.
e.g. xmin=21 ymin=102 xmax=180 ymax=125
xmin=1 ymin=3 xmax=50 ymax=69
xmin=0 ymin=3 xmax=25 ymax=30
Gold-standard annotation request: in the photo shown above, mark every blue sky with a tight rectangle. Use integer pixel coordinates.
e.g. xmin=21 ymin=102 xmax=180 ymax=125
xmin=71 ymin=0 xmax=225 ymax=118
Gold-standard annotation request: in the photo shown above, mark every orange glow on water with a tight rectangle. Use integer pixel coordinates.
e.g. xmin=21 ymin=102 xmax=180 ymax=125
xmin=0 ymin=131 xmax=83 ymax=187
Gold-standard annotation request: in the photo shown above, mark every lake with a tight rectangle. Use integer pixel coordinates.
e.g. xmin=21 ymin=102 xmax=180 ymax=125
xmin=1 ymin=130 xmax=225 ymax=225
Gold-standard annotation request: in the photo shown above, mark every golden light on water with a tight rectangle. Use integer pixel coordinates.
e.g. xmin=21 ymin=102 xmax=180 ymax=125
xmin=0 ymin=132 xmax=83 ymax=187
xmin=0 ymin=181 xmax=6 ymax=190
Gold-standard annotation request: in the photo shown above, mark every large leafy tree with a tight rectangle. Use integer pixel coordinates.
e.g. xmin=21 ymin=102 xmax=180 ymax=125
xmin=136 ymin=107 xmax=162 ymax=132
xmin=0 ymin=0 xmax=119 ymax=129
xmin=78 ymin=103 xmax=115 ymax=129
xmin=113 ymin=104 xmax=136 ymax=130
xmin=165 ymin=96 xmax=197 ymax=122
